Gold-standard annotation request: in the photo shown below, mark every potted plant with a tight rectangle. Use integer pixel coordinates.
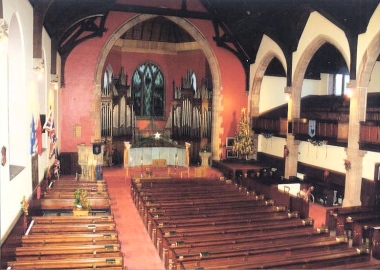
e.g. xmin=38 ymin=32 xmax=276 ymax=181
xmin=73 ymin=188 xmax=90 ymax=216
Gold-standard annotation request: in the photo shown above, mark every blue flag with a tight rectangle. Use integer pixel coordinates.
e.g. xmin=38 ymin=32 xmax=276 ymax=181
xmin=30 ymin=116 xmax=36 ymax=155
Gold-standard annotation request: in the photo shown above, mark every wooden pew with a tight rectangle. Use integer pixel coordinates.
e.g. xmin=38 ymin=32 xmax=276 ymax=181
xmin=31 ymin=215 xmax=114 ymax=224
xmin=329 ymin=206 xmax=376 ymax=234
xmin=7 ymin=256 xmax=124 ymax=269
xmin=178 ymin=247 xmax=369 ymax=269
xmin=328 ymin=260 xmax=380 ymax=269
xmin=43 ymin=191 xmax=109 ymax=199
xmin=167 ymin=230 xmax=334 ymax=268
xmin=172 ymin=235 xmax=348 ymax=269
xmin=352 ymin=218 xmax=380 ymax=247
xmin=132 ymin=177 xmax=373 ymax=269
xmin=40 ymin=197 xmax=111 ymax=212
xmin=28 ymin=222 xmax=116 ymax=234
xmin=15 ymin=251 xmax=123 ymax=261
xmin=15 ymin=243 xmax=121 ymax=257
xmin=51 ymin=179 xmax=106 ymax=186
xmin=22 ymin=232 xmax=118 ymax=246
xmin=157 ymin=218 xmax=314 ymax=266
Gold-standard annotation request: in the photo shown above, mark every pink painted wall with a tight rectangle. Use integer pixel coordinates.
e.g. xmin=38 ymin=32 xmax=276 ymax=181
xmin=60 ymin=3 xmax=246 ymax=153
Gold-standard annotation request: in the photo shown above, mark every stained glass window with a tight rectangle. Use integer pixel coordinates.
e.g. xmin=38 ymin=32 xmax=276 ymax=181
xmin=132 ymin=62 xmax=164 ymax=117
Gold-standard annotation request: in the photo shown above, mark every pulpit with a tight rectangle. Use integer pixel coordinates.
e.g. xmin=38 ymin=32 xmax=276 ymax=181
xmin=199 ymin=151 xmax=212 ymax=167
xmin=77 ymin=143 xmax=104 ymax=180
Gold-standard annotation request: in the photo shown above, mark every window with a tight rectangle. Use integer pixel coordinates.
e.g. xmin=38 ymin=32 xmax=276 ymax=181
xmin=333 ymin=74 xmax=350 ymax=95
xmin=132 ymin=62 xmax=164 ymax=118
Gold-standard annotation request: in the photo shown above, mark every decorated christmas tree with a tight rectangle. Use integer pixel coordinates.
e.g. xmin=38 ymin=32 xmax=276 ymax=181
xmin=232 ymin=107 xmax=254 ymax=159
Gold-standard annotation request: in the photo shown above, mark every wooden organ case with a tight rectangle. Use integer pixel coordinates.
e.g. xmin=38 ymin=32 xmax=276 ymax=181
xmin=170 ymin=76 xmax=212 ymax=164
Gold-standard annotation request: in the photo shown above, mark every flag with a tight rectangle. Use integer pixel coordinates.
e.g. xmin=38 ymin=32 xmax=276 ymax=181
xmin=43 ymin=108 xmax=53 ymax=131
xmin=36 ymin=116 xmax=42 ymax=155
xmin=308 ymin=120 xmax=316 ymax=138
xmin=30 ymin=116 xmax=37 ymax=155
xmin=49 ymin=121 xmax=57 ymax=158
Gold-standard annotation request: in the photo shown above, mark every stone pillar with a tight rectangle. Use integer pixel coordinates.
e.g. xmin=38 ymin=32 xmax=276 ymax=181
xmin=343 ymin=148 xmax=365 ymax=206
xmin=343 ymin=82 xmax=367 ymax=207
xmin=284 ymin=135 xmax=300 ymax=179
xmin=284 ymin=86 xmax=300 ymax=179
xmin=77 ymin=144 xmax=88 ymax=180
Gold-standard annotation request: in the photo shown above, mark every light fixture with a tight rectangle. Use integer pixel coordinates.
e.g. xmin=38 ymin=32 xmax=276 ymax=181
xmin=33 ymin=58 xmax=45 ymax=80
xmin=154 ymin=132 xmax=161 ymax=139
xmin=345 ymin=89 xmax=353 ymax=99
xmin=0 ymin=19 xmax=8 ymax=53
xmin=51 ymin=74 xmax=59 ymax=90
xmin=284 ymin=86 xmax=292 ymax=101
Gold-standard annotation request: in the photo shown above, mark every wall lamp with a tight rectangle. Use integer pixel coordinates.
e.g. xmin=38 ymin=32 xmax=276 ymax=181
xmin=0 ymin=19 xmax=8 ymax=52
xmin=33 ymin=58 xmax=45 ymax=80
xmin=284 ymin=87 xmax=292 ymax=101
xmin=51 ymin=74 xmax=59 ymax=90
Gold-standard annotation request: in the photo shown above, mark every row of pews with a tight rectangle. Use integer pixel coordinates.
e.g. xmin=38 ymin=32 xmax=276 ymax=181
xmin=6 ymin=178 xmax=125 ymax=269
xmin=329 ymin=206 xmax=380 ymax=256
xmin=131 ymin=177 xmax=377 ymax=269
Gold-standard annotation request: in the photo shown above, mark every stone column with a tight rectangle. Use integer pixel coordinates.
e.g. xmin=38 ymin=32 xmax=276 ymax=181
xmin=284 ymin=86 xmax=300 ymax=179
xmin=343 ymin=82 xmax=367 ymax=207
xmin=284 ymin=135 xmax=300 ymax=179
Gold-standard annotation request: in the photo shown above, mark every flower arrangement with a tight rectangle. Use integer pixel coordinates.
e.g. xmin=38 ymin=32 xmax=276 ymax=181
xmin=74 ymin=188 xmax=90 ymax=209
xmin=308 ymin=138 xmax=326 ymax=146
xmin=20 ymin=196 xmax=29 ymax=216
xmin=344 ymin=159 xmax=351 ymax=170
xmin=262 ymin=133 xmax=273 ymax=139
xmin=200 ymin=144 xmax=210 ymax=152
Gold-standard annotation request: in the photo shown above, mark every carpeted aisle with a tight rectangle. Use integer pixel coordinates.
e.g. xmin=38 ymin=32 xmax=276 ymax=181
xmin=103 ymin=166 xmax=165 ymax=270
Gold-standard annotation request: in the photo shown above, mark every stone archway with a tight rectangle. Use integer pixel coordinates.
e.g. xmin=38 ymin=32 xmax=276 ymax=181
xmin=94 ymin=14 xmax=222 ymax=158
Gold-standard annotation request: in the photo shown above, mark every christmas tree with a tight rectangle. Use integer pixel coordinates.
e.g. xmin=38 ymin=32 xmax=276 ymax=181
xmin=232 ymin=107 xmax=254 ymax=159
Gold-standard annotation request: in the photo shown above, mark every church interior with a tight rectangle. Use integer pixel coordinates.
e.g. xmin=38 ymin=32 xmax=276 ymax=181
xmin=1 ymin=0 xmax=380 ymax=269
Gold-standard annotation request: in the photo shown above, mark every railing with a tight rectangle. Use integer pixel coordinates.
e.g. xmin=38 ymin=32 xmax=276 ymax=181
xmin=251 ymin=117 xmax=287 ymax=136
xmin=360 ymin=121 xmax=380 ymax=151
xmin=292 ymin=118 xmax=348 ymax=144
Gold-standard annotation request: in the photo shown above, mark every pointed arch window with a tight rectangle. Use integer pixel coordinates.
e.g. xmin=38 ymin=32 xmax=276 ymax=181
xmin=132 ymin=62 xmax=165 ymax=118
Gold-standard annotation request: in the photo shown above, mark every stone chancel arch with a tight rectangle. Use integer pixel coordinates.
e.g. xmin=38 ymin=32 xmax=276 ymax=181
xmin=94 ymin=14 xmax=222 ymax=158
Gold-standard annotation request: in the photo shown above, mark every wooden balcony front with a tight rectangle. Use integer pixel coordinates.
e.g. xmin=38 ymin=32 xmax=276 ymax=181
xmin=252 ymin=117 xmax=287 ymax=136
xmin=360 ymin=121 xmax=380 ymax=151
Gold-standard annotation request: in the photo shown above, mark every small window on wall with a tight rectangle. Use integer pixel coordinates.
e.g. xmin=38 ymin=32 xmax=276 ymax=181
xmin=333 ymin=74 xmax=350 ymax=96
xmin=132 ymin=62 xmax=165 ymax=118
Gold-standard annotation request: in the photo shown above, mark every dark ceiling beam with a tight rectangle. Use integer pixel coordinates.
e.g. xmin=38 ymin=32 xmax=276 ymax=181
xmin=59 ymin=15 xmax=108 ymax=86
xmin=32 ymin=0 xmax=53 ymax=59
xmin=110 ymin=4 xmax=211 ymax=20
xmin=211 ymin=20 xmax=251 ymax=91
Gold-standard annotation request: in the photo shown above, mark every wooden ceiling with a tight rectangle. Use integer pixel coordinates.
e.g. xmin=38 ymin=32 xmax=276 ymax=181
xmin=28 ymin=0 xmax=379 ymax=79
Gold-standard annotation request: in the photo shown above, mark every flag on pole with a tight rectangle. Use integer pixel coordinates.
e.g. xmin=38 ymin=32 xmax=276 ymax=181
xmin=43 ymin=108 xmax=53 ymax=131
xmin=30 ymin=116 xmax=37 ymax=155
xmin=49 ymin=121 xmax=57 ymax=158
xmin=36 ymin=116 xmax=42 ymax=155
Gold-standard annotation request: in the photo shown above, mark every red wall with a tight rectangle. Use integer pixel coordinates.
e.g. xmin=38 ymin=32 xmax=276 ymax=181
xmin=60 ymin=3 xmax=246 ymax=153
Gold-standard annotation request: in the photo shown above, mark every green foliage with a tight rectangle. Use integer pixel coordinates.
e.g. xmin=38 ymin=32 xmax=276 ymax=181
xmin=232 ymin=108 xmax=254 ymax=158
xmin=74 ymin=188 xmax=90 ymax=209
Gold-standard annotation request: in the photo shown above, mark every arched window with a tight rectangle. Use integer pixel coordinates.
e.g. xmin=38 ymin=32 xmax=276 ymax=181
xmin=132 ymin=62 xmax=164 ymax=118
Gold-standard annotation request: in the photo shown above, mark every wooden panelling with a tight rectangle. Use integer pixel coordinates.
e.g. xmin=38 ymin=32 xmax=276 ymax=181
xmin=60 ymin=152 xmax=79 ymax=175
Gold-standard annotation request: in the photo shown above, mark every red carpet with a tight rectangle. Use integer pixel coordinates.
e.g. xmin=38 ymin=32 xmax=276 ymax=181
xmin=103 ymin=166 xmax=165 ymax=270
xmin=102 ymin=165 xmax=326 ymax=269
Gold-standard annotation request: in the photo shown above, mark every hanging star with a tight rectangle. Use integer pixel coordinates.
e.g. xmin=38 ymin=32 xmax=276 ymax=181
xmin=154 ymin=132 xmax=161 ymax=139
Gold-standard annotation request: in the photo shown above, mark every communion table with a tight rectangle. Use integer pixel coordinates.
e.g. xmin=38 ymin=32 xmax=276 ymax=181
xmin=128 ymin=147 xmax=187 ymax=167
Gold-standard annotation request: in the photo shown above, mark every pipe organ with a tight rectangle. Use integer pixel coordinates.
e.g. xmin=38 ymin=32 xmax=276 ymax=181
xmin=171 ymin=75 xmax=212 ymax=147
xmin=101 ymin=67 xmax=135 ymax=141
